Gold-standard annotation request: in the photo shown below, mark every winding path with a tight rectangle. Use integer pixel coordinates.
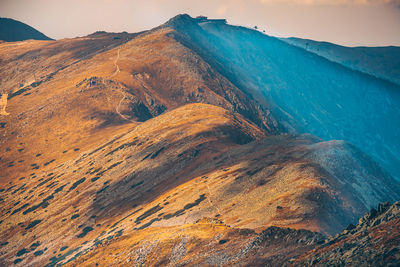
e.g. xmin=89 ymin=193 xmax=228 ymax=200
xmin=0 ymin=93 xmax=10 ymax=116
xmin=101 ymin=46 xmax=134 ymax=122
xmin=109 ymin=48 xmax=121 ymax=79
xmin=205 ymin=181 xmax=222 ymax=216
xmin=115 ymin=91 xmax=131 ymax=121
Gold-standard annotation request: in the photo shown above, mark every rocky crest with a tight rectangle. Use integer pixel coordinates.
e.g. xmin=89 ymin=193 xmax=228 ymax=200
xmin=69 ymin=202 xmax=400 ymax=266
xmin=293 ymin=201 xmax=400 ymax=266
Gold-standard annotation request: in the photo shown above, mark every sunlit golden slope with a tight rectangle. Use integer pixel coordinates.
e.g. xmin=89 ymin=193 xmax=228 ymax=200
xmin=0 ymin=103 xmax=264 ymax=266
xmin=1 ymin=103 xmax=398 ymax=266
xmin=0 ymin=27 xmax=278 ymax=186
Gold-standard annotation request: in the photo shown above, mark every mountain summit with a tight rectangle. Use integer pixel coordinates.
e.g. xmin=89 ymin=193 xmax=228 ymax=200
xmin=0 ymin=14 xmax=399 ymax=266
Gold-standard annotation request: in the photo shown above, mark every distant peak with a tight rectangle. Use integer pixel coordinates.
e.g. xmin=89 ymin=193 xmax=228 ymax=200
xmin=165 ymin=14 xmax=194 ymax=25
xmin=0 ymin=17 xmax=52 ymax=41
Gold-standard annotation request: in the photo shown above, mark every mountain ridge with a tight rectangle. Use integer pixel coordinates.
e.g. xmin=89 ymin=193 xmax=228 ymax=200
xmin=283 ymin=37 xmax=400 ymax=86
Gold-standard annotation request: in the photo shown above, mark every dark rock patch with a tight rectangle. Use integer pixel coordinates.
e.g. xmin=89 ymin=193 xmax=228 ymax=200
xmin=130 ymin=180 xmax=144 ymax=189
xmin=91 ymin=177 xmax=100 ymax=182
xmin=16 ymin=248 xmax=29 ymax=257
xmin=135 ymin=204 xmax=163 ymax=224
xmin=34 ymin=250 xmax=44 ymax=256
xmin=77 ymin=227 xmax=94 ymax=238
xmin=43 ymin=159 xmax=55 ymax=166
xmin=151 ymin=147 xmax=165 ymax=159
xmin=105 ymin=141 xmax=137 ymax=157
xmin=12 ymin=203 xmax=29 ymax=215
xmin=30 ymin=241 xmax=40 ymax=250
xmin=246 ymin=168 xmax=262 ymax=176
xmin=142 ymin=153 xmax=152 ymax=161
xmin=23 ymin=194 xmax=54 ymax=215
xmin=137 ymin=218 xmax=161 ymax=230
xmin=96 ymin=185 xmax=109 ymax=194
xmin=34 ymin=177 xmax=53 ymax=189
xmin=163 ymin=194 xmax=207 ymax=220
xmin=45 ymin=246 xmax=81 ymax=267
xmin=69 ymin=178 xmax=86 ymax=191
xmin=96 ymin=161 xmax=122 ymax=176
xmin=25 ymin=220 xmax=42 ymax=230
xmin=53 ymin=184 xmax=67 ymax=194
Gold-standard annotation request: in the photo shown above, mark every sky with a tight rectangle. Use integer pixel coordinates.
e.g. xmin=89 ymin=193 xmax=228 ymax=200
xmin=0 ymin=0 xmax=399 ymax=46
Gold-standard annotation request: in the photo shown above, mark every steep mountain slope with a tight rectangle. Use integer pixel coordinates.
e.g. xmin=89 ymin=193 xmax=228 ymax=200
xmin=283 ymin=37 xmax=400 ymax=86
xmin=1 ymin=103 xmax=399 ymax=266
xmin=163 ymin=15 xmax=400 ymax=181
xmin=1 ymin=16 xmax=400 ymax=266
xmin=0 ymin=27 xmax=279 ymax=185
xmin=0 ymin=18 xmax=52 ymax=42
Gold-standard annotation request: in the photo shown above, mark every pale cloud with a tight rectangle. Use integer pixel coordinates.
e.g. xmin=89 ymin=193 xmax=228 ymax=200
xmin=259 ymin=0 xmax=399 ymax=5
xmin=1 ymin=0 xmax=399 ymax=45
xmin=217 ymin=5 xmax=228 ymax=15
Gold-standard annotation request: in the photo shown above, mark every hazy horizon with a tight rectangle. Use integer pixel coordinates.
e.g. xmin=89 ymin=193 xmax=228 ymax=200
xmin=1 ymin=0 xmax=400 ymax=47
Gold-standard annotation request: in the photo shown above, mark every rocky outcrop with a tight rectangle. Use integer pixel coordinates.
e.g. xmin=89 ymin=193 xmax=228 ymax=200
xmin=67 ymin=202 xmax=400 ymax=266
xmin=293 ymin=201 xmax=400 ymax=266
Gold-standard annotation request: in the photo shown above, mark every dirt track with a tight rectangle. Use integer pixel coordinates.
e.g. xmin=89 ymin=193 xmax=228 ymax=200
xmin=0 ymin=93 xmax=10 ymax=115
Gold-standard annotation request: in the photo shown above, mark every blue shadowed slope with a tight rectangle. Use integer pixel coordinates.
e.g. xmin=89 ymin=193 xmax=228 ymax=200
xmin=282 ymin=37 xmax=400 ymax=86
xmin=165 ymin=15 xmax=400 ymax=180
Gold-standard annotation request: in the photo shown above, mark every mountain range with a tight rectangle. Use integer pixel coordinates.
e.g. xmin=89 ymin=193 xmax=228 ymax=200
xmin=0 ymin=15 xmax=399 ymax=266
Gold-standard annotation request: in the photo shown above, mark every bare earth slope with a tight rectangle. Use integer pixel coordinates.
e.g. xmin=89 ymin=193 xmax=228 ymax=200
xmin=0 ymin=16 xmax=400 ymax=266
